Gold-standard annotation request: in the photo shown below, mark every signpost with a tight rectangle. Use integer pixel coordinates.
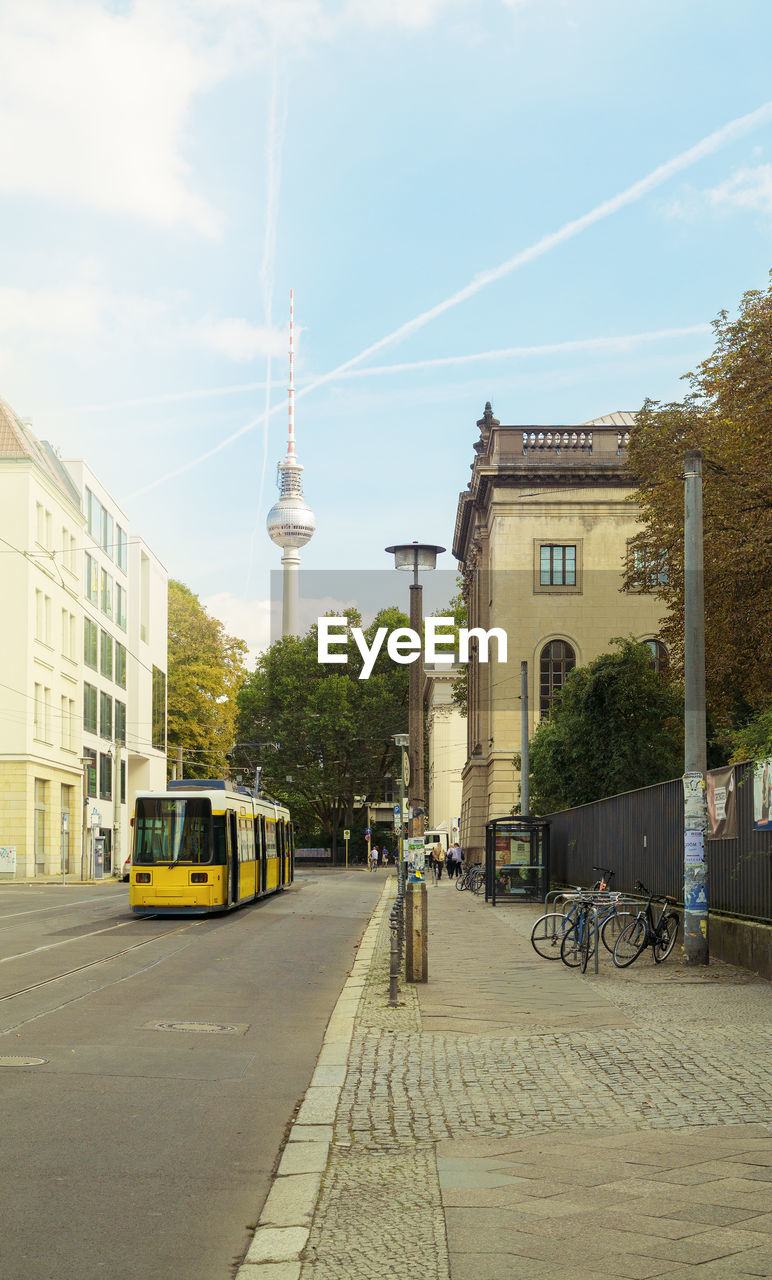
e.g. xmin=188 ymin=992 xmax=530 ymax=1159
xmin=344 ymin=828 xmax=351 ymax=869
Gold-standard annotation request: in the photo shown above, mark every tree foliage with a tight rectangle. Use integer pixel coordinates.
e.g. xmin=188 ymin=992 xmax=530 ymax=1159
xmin=167 ymin=580 xmax=248 ymax=779
xmin=234 ymin=608 xmax=409 ymax=852
xmin=625 ymin=279 xmax=772 ymax=746
xmin=528 ymin=638 xmax=683 ymax=813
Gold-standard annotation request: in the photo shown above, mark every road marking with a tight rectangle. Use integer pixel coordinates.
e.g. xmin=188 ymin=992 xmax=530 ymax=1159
xmin=0 ymin=919 xmax=134 ymax=965
xmin=0 ymin=892 xmax=125 ymax=923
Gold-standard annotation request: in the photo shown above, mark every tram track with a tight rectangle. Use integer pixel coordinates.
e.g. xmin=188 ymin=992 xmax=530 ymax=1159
xmin=0 ymin=918 xmax=203 ymax=1004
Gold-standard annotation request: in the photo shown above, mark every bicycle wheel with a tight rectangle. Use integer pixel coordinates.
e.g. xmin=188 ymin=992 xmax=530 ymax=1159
xmin=653 ymin=912 xmax=679 ymax=963
xmin=472 ymin=872 xmax=485 ymax=895
xmin=560 ymin=920 xmax=584 ymax=967
xmin=612 ymin=916 xmax=648 ymax=968
xmin=531 ymin=912 xmax=571 ymax=959
xmin=455 ymin=873 xmax=466 ymax=891
xmin=600 ymin=910 xmax=633 ymax=953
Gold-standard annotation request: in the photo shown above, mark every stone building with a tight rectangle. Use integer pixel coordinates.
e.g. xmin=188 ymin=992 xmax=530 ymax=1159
xmin=0 ymin=397 xmax=167 ymax=879
xmin=452 ymin=403 xmax=667 ymax=862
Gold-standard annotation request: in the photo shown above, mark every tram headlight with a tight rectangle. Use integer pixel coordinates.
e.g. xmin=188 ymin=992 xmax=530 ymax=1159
xmin=191 ymin=872 xmax=208 ymax=884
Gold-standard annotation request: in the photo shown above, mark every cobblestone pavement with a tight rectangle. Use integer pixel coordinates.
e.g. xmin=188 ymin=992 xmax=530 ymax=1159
xmin=299 ymin=879 xmax=772 ymax=1280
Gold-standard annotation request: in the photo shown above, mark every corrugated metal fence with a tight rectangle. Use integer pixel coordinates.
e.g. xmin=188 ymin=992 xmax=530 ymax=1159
xmin=547 ymin=762 xmax=771 ymax=923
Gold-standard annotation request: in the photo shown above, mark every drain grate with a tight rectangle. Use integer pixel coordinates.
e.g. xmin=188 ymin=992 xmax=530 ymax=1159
xmin=0 ymin=1055 xmax=48 ymax=1066
xmin=148 ymin=1021 xmax=247 ymax=1035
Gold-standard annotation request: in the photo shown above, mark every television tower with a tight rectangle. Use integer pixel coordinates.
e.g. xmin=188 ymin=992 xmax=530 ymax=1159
xmin=266 ymin=290 xmax=316 ymax=636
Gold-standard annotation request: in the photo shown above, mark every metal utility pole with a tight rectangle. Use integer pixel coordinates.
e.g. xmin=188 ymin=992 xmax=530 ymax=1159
xmin=683 ymin=450 xmax=709 ymax=965
xmin=177 ymin=744 xmax=183 ymax=782
xmin=520 ymin=661 xmax=530 ymax=817
xmin=113 ymin=742 xmax=122 ymax=878
xmin=409 ymin=570 xmax=424 ymax=835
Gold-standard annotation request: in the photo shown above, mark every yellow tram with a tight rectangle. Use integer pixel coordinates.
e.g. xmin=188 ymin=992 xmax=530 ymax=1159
xmin=129 ymin=780 xmax=293 ymax=916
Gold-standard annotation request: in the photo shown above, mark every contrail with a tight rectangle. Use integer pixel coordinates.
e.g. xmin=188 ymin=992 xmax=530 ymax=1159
xmin=91 ymin=323 xmax=709 ymax=411
xmin=125 ymin=101 xmax=772 ymax=500
xmin=247 ymin=43 xmax=287 ymax=592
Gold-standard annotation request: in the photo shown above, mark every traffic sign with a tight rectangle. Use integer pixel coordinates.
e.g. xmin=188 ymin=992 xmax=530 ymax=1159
xmin=344 ymin=829 xmax=350 ymax=840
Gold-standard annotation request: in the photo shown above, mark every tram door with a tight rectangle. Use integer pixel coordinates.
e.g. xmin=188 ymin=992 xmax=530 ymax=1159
xmin=228 ymin=811 xmax=239 ymax=906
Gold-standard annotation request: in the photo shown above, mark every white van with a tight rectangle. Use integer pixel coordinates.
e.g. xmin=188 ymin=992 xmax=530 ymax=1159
xmin=423 ymin=830 xmax=449 ymax=852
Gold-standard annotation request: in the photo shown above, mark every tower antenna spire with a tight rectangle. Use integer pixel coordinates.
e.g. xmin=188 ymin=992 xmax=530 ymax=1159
xmin=266 ymin=289 xmax=316 ymax=636
xmin=288 ymin=287 xmax=295 ymax=457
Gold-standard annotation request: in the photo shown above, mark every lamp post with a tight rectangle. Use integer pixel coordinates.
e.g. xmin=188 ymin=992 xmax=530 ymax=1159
xmin=385 ymin=542 xmax=445 ymax=842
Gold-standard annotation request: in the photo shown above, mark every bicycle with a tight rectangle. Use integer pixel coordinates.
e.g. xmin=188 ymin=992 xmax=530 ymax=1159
xmin=612 ymin=882 xmax=680 ymax=968
xmin=531 ymin=868 xmax=631 ymax=962
xmin=455 ymin=862 xmax=484 ymax=893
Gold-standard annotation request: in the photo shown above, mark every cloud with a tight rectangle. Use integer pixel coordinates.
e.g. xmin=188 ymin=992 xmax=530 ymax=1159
xmin=0 ymin=0 xmax=222 ymax=235
xmin=706 ymin=163 xmax=772 ymax=215
xmin=344 ymin=0 xmax=461 ymax=29
xmin=198 ymin=317 xmax=288 ymax=362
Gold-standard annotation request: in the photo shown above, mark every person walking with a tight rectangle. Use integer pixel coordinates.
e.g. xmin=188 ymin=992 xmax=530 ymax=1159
xmin=449 ymin=841 xmax=463 ymax=879
xmin=434 ymin=841 xmax=445 ymax=881
xmin=381 ymin=847 xmax=389 ymax=867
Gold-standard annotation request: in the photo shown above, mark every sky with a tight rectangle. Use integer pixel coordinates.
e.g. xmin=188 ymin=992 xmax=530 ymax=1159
xmin=2 ymin=0 xmax=771 ymax=661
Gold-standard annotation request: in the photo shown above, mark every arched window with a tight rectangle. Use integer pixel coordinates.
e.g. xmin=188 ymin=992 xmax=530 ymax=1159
xmin=644 ymin=639 xmax=669 ymax=674
xmin=540 ymin=640 xmax=576 ymax=718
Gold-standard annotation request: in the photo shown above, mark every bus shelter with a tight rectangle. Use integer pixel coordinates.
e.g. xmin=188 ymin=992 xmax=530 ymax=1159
xmin=485 ymin=817 xmax=550 ymax=905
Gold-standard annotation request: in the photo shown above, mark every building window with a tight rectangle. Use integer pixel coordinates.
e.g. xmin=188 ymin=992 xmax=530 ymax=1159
xmin=62 ymin=608 xmax=76 ymax=660
xmin=152 ymin=666 xmax=166 ymax=752
xmin=85 ymin=553 xmax=99 ymax=605
xmin=115 ymin=700 xmax=126 ymax=745
xmin=84 ymin=618 xmax=98 ymax=669
xmin=100 ymin=569 xmax=113 ymax=619
xmin=86 ymin=488 xmax=100 ymax=539
xmin=34 ymin=683 xmax=50 ymax=741
xmin=99 ymin=753 xmax=113 ymax=801
xmin=540 ymin=640 xmax=576 ymax=719
xmin=84 ymin=683 xmax=98 ymax=734
xmin=100 ymin=630 xmax=114 ymax=680
xmin=34 ymin=779 xmax=47 ymax=870
xmin=115 ymin=582 xmax=127 ymax=631
xmin=101 ymin=507 xmax=114 ymax=559
xmin=116 ymin=525 xmax=128 ymax=573
xmin=100 ymin=691 xmax=113 ymax=739
xmin=628 ymin=544 xmax=669 ymax=592
xmin=35 ymin=590 xmax=51 ymax=644
xmin=61 ymin=696 xmax=75 ymax=751
xmin=83 ymin=747 xmax=97 ymax=798
xmin=115 ymin=642 xmax=127 ymax=689
xmin=119 ymin=759 xmax=126 ymax=805
xmin=644 ymin=639 xmax=669 ymax=674
xmin=540 ymin=544 xmax=576 ymax=587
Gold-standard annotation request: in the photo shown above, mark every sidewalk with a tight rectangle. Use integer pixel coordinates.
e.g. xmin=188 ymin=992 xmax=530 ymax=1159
xmin=239 ymin=876 xmax=772 ymax=1280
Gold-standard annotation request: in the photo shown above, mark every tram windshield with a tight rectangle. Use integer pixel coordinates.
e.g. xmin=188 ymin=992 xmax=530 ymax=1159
xmin=134 ymin=798 xmax=212 ymax=865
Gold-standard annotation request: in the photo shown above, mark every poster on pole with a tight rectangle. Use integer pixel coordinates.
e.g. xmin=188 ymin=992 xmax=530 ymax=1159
xmin=753 ymin=758 xmax=772 ymax=831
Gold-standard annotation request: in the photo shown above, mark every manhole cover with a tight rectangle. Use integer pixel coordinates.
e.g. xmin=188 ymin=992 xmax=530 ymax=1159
xmin=149 ymin=1021 xmax=245 ymax=1035
xmin=0 ymin=1055 xmax=48 ymax=1066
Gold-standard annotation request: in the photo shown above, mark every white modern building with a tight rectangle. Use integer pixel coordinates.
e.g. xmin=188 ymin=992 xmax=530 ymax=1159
xmin=62 ymin=460 xmax=168 ymax=877
xmin=424 ymin=663 xmax=465 ymax=844
xmin=0 ymin=396 xmax=167 ymax=880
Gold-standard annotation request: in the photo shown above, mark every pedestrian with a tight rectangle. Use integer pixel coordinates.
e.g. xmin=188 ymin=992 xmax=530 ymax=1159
xmin=449 ymin=841 xmax=463 ymax=878
xmin=369 ymin=844 xmax=379 ymax=872
xmin=381 ymin=847 xmax=389 ymax=866
xmin=434 ymin=841 xmax=445 ymax=880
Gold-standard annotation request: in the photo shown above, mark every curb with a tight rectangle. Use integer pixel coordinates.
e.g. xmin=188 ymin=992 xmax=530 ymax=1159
xmin=236 ymin=878 xmax=395 ymax=1279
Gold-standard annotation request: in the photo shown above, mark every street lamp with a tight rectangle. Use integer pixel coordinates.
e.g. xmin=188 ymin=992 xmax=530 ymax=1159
xmin=385 ymin=542 xmax=445 ymax=845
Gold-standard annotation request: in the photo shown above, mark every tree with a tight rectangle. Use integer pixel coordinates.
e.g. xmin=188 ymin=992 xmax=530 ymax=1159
xmin=234 ymin=607 xmax=409 ymax=854
xmin=625 ymin=278 xmax=772 ymax=748
xmin=528 ymin=638 xmax=683 ymax=813
xmin=167 ymin=580 xmax=248 ymax=779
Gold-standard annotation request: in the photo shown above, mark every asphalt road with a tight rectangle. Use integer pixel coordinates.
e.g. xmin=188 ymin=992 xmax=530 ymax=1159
xmin=0 ymin=868 xmax=385 ymax=1280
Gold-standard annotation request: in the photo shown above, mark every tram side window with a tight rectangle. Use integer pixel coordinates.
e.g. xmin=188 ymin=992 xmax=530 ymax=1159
xmin=266 ymin=819 xmax=277 ymax=858
xmin=212 ymin=815 xmax=227 ymax=864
